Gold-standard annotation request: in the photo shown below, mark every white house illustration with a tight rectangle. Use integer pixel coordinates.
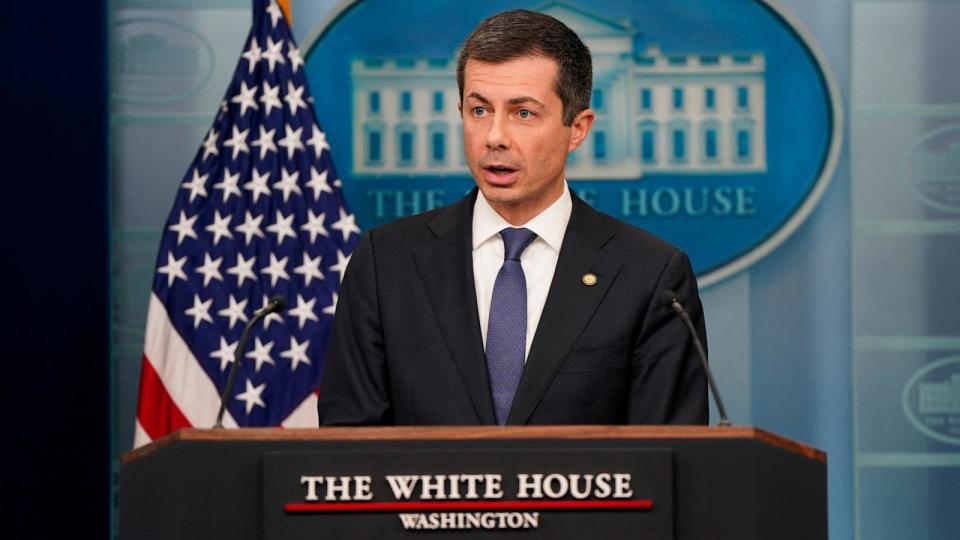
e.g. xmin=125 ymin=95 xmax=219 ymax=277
xmin=350 ymin=3 xmax=766 ymax=179
xmin=919 ymin=373 xmax=960 ymax=415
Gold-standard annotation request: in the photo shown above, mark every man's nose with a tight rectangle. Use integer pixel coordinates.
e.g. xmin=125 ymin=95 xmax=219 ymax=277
xmin=485 ymin=113 xmax=510 ymax=150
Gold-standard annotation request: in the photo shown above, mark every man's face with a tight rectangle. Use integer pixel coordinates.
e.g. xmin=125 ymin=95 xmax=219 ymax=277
xmin=460 ymin=55 xmax=593 ymax=224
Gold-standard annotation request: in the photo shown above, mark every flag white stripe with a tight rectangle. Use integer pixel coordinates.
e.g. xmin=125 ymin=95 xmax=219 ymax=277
xmin=143 ymin=292 xmax=238 ymax=429
xmin=133 ymin=419 xmax=152 ymax=448
xmin=281 ymin=392 xmax=319 ymax=428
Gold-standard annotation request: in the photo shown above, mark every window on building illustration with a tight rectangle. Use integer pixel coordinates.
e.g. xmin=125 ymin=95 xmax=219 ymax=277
xmin=673 ymin=129 xmax=686 ymax=161
xmin=593 ymin=89 xmax=604 ymax=111
xmin=672 ymin=88 xmax=684 ymax=110
xmin=433 ymin=91 xmax=444 ymax=113
xmin=396 ymin=124 xmax=415 ymax=166
xmin=704 ymin=87 xmax=715 ymax=110
xmin=400 ymin=91 xmax=413 ymax=114
xmin=367 ymin=130 xmax=381 ymax=164
xmin=432 ymin=131 xmax=445 ymax=163
xmin=369 ymin=91 xmax=380 ymax=114
xmin=736 ymin=129 xmax=752 ymax=161
xmin=737 ymin=86 xmax=750 ymax=109
xmin=704 ymin=127 xmax=717 ymax=160
xmin=640 ymin=88 xmax=652 ymax=111
xmin=594 ymin=131 xmax=606 ymax=160
xmin=428 ymin=121 xmax=446 ymax=165
xmin=641 ymin=127 xmax=656 ymax=164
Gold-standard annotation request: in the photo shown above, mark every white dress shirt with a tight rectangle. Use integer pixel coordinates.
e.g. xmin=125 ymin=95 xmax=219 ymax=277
xmin=472 ymin=184 xmax=572 ymax=361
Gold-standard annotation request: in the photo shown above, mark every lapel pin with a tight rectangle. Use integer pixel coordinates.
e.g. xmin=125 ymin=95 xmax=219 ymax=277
xmin=582 ymin=273 xmax=598 ymax=286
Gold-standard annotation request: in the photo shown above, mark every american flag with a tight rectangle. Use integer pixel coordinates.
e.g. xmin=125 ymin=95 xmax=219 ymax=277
xmin=134 ymin=0 xmax=358 ymax=446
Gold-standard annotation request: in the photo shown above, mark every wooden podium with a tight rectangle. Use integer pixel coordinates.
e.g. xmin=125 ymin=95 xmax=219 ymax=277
xmin=120 ymin=426 xmax=826 ymax=539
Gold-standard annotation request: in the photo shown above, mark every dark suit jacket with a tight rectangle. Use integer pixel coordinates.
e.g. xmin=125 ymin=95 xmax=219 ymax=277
xmin=317 ymin=189 xmax=707 ymax=425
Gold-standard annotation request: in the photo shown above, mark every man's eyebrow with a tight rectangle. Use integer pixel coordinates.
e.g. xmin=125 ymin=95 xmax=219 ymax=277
xmin=464 ymin=92 xmax=546 ymax=109
xmin=466 ymin=92 xmax=491 ymax=104
xmin=506 ymin=96 xmax=545 ymax=108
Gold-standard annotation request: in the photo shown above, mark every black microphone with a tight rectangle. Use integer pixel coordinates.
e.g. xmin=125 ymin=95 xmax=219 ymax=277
xmin=660 ymin=290 xmax=731 ymax=426
xmin=213 ymin=295 xmax=287 ymax=428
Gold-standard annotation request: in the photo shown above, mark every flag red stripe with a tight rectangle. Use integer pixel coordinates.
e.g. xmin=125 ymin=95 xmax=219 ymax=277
xmin=136 ymin=354 xmax=193 ymax=440
xmin=285 ymin=500 xmax=654 ymax=513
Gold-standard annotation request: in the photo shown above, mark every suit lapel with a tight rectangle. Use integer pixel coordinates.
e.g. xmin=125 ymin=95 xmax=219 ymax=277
xmin=506 ymin=195 xmax=623 ymax=425
xmin=412 ymin=192 xmax=497 ymax=425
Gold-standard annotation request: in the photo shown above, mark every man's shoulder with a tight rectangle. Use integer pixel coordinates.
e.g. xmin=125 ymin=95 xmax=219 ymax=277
xmin=363 ymin=192 xmax=474 ymax=250
xmin=572 ymin=198 xmax=682 ymax=260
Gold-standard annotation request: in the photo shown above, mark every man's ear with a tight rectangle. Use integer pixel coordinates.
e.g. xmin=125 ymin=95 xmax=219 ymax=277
xmin=568 ymin=108 xmax=595 ymax=152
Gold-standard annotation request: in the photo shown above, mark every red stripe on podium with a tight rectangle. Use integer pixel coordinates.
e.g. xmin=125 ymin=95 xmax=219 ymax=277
xmin=285 ymin=500 xmax=654 ymax=513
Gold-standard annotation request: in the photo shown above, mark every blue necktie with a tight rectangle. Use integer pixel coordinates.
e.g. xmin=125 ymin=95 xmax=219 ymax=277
xmin=486 ymin=227 xmax=538 ymax=425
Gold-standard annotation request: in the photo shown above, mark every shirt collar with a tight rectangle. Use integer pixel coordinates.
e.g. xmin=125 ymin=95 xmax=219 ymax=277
xmin=472 ymin=182 xmax=572 ymax=252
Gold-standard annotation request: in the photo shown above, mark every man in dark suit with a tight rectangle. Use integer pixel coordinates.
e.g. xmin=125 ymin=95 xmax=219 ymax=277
xmin=318 ymin=9 xmax=707 ymax=426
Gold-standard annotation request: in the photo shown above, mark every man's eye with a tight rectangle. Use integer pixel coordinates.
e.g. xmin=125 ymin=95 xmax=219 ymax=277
xmin=518 ymin=109 xmax=533 ymax=119
xmin=472 ymin=106 xmax=486 ymax=116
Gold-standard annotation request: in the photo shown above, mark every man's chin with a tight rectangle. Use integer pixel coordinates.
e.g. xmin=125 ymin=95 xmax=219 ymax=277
xmin=477 ymin=183 xmax=522 ymax=204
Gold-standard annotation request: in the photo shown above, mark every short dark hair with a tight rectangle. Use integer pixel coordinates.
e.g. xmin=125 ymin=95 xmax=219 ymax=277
xmin=456 ymin=9 xmax=592 ymax=126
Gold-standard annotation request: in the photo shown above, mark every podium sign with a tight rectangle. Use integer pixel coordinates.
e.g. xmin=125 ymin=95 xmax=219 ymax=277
xmin=120 ymin=426 xmax=826 ymax=539
xmin=263 ymin=448 xmax=673 ymax=538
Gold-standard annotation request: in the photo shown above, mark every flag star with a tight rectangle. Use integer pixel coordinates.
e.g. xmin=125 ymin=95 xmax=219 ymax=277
xmin=235 ymin=379 xmax=266 ymax=414
xmin=210 ymin=336 xmax=237 ymax=371
xmin=227 ymin=253 xmax=257 ymax=286
xmin=168 ymin=210 xmax=199 ymax=245
xmin=306 ymin=126 xmax=330 ymax=157
xmin=305 ymin=166 xmax=332 ymax=200
xmin=241 ymin=37 xmax=262 ymax=74
xmin=250 ymin=125 xmax=277 ymax=160
xmin=287 ymin=294 xmax=319 ymax=329
xmin=273 ymin=167 xmax=302 ymax=202
xmin=333 ymin=178 xmax=343 ymax=187
xmin=201 ymin=128 xmax=219 ymax=160
xmin=204 ymin=210 xmax=234 ymax=246
xmin=257 ymin=295 xmax=284 ymax=329
xmin=266 ymin=0 xmax=284 ymax=28
xmin=217 ymin=294 xmax=249 ymax=330
xmin=284 ymin=81 xmax=307 ymax=115
xmin=331 ymin=208 xmax=360 ymax=241
xmin=288 ymin=44 xmax=304 ymax=73
xmin=280 ymin=336 xmax=311 ymax=370
xmin=184 ymin=294 xmax=214 ymax=328
xmin=266 ymin=210 xmax=297 ymax=244
xmin=260 ymin=81 xmax=282 ymax=116
xmin=277 ymin=124 xmax=304 ymax=160
xmin=195 ymin=253 xmax=224 ymax=287
xmin=157 ymin=252 xmax=189 ymax=287
xmin=260 ymin=253 xmax=290 ymax=287
xmin=245 ymin=337 xmax=275 ymax=372
xmin=243 ymin=168 xmax=272 ymax=203
xmin=230 ymin=80 xmax=259 ymax=117
xmin=181 ymin=169 xmax=209 ymax=203
xmin=300 ymin=209 xmax=328 ymax=243
xmin=223 ymin=125 xmax=250 ymax=160
xmin=235 ymin=210 xmax=265 ymax=245
xmin=329 ymin=249 xmax=351 ymax=285
xmin=294 ymin=252 xmax=324 ymax=285
xmin=262 ymin=36 xmax=287 ymax=73
xmin=213 ymin=168 xmax=242 ymax=203
xmin=219 ymin=99 xmax=229 ymax=115
xmin=323 ymin=292 xmax=339 ymax=316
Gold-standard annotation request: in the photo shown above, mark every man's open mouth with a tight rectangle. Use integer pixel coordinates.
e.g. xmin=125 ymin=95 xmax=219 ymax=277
xmin=484 ymin=165 xmax=518 ymax=176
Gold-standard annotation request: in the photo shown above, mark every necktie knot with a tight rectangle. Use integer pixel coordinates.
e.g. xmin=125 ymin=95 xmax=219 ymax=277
xmin=500 ymin=227 xmax=537 ymax=261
